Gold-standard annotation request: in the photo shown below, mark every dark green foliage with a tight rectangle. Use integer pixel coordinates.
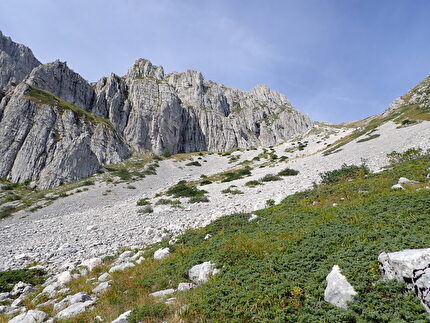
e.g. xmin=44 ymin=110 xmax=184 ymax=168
xmin=185 ymin=161 xmax=202 ymax=167
xmin=387 ymin=148 xmax=425 ymax=164
xmin=260 ymin=174 xmax=283 ymax=182
xmin=319 ymin=163 xmax=370 ymax=185
xmin=166 ymin=181 xmax=207 ymax=198
xmin=138 ymin=205 xmax=153 ymax=214
xmin=221 ymin=166 xmax=252 ymax=183
xmin=357 ymin=133 xmax=381 ymax=143
xmin=0 ymin=269 xmax=46 ymax=292
xmin=0 ymin=206 xmax=15 ymax=219
xmin=80 ymin=180 xmax=95 ymax=186
xmin=155 ymin=198 xmax=181 ymax=206
xmin=129 ymin=303 xmax=168 ymax=322
xmin=266 ymin=199 xmax=275 ymax=206
xmin=401 ymin=119 xmax=417 ymax=126
xmin=245 ymin=180 xmax=262 ymax=187
xmin=200 ymin=180 xmax=213 ymax=186
xmin=277 ymin=168 xmax=299 ymax=176
xmin=136 ymin=198 xmax=150 ymax=206
xmin=189 ymin=196 xmax=209 ymax=203
xmin=221 ymin=187 xmax=244 ymax=195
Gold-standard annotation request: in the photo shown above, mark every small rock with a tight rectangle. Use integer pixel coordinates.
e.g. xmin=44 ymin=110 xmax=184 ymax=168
xmin=0 ymin=292 xmax=11 ymax=301
xmin=53 ymin=292 xmax=92 ymax=312
xmin=9 ymin=309 xmax=48 ymax=323
xmin=398 ymin=177 xmax=419 ymax=185
xmin=204 ymin=234 xmax=212 ymax=240
xmin=92 ymin=281 xmax=111 ymax=294
xmin=324 ymin=265 xmax=357 ymax=309
xmin=391 ymin=183 xmax=404 ymax=190
xmin=153 ymin=247 xmax=170 ymax=260
xmin=248 ymin=214 xmax=258 ymax=222
xmin=165 ymin=297 xmax=177 ymax=306
xmin=135 ymin=257 xmax=145 ymax=265
xmin=11 ymin=297 xmax=23 ymax=307
xmin=177 ymin=282 xmax=195 ymax=291
xmin=111 ymin=310 xmax=132 ymax=323
xmin=118 ymin=251 xmax=134 ymax=261
xmin=56 ymin=271 xmax=73 ymax=285
xmin=149 ymin=288 xmax=176 ymax=298
xmin=98 ymin=273 xmax=111 ymax=282
xmin=130 ymin=251 xmax=144 ymax=261
xmin=332 ymin=203 xmax=338 ymax=207
xmin=94 ymin=315 xmax=104 ymax=322
xmin=11 ymin=282 xmax=35 ymax=296
xmin=109 ymin=262 xmax=135 ymax=273
xmin=188 ymin=261 xmax=220 ymax=285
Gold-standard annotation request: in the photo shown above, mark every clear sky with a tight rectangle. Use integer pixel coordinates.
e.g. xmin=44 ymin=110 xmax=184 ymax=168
xmin=1 ymin=0 xmax=429 ymax=123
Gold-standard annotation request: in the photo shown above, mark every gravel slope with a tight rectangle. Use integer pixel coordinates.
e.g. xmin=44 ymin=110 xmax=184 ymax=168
xmin=1 ymin=121 xmax=429 ymax=272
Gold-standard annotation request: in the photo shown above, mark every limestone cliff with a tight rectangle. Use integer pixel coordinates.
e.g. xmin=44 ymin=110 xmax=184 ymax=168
xmin=0 ymin=32 xmax=312 ymax=188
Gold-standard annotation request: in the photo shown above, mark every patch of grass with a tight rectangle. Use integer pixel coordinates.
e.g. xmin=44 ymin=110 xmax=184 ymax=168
xmin=221 ymin=166 xmax=252 ymax=183
xmin=80 ymin=179 xmax=95 ymax=187
xmin=129 ymin=303 xmax=168 ymax=323
xmin=245 ymin=180 xmax=262 ymax=187
xmin=127 ymin=185 xmax=136 ymax=189
xmin=277 ymin=168 xmax=299 ymax=176
xmin=259 ymin=174 xmax=283 ymax=182
xmin=166 ymin=181 xmax=207 ymax=198
xmin=185 ymin=161 xmax=202 ymax=167
xmin=200 ymin=180 xmax=213 ymax=186
xmin=266 ymin=199 xmax=275 ymax=207
xmin=0 ymin=206 xmax=16 ymax=219
xmin=189 ymin=196 xmax=210 ymax=203
xmin=0 ymin=269 xmax=46 ymax=292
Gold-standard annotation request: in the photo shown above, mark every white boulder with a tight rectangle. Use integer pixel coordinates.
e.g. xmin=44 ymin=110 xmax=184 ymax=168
xmin=324 ymin=265 xmax=357 ymax=309
xmin=188 ymin=261 xmax=220 ymax=285
xmin=92 ymin=281 xmax=111 ymax=294
xmin=81 ymin=257 xmax=102 ymax=272
xmin=177 ymin=282 xmax=195 ymax=291
xmin=56 ymin=300 xmax=94 ymax=319
xmin=379 ymin=248 xmax=430 ymax=312
xmin=149 ymin=288 xmax=176 ymax=298
xmin=109 ymin=262 xmax=135 ymax=273
xmin=98 ymin=272 xmax=111 ymax=282
xmin=153 ymin=247 xmax=170 ymax=260
xmin=9 ymin=309 xmax=47 ymax=323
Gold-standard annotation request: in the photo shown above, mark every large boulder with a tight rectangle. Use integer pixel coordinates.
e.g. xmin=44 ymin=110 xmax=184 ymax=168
xmin=56 ymin=300 xmax=94 ymax=319
xmin=324 ymin=265 xmax=357 ymax=309
xmin=111 ymin=310 xmax=132 ymax=323
xmin=153 ymin=247 xmax=170 ymax=260
xmin=188 ymin=261 xmax=220 ymax=285
xmin=379 ymin=248 xmax=430 ymax=312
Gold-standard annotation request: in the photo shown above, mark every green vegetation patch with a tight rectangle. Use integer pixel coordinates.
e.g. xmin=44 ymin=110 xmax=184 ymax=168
xmin=0 ymin=268 xmax=46 ymax=292
xmin=259 ymin=174 xmax=283 ymax=182
xmin=320 ymin=163 xmax=370 ymax=185
xmin=277 ymin=168 xmax=299 ymax=176
xmin=166 ymin=181 xmax=207 ymax=198
xmin=357 ymin=133 xmax=381 ymax=143
xmin=220 ymin=166 xmax=252 ymax=183
xmin=25 ymin=87 xmax=112 ymax=127
xmin=185 ymin=161 xmax=202 ymax=167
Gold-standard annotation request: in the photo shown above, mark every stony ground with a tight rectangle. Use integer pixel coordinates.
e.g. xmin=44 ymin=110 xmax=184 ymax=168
xmin=1 ymin=121 xmax=429 ymax=273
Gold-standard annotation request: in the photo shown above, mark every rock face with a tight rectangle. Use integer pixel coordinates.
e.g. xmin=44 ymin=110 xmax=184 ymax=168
xmin=379 ymin=248 xmax=430 ymax=312
xmin=0 ymin=32 xmax=312 ymax=188
xmin=0 ymin=31 xmax=40 ymax=96
xmin=324 ymin=265 xmax=357 ymax=309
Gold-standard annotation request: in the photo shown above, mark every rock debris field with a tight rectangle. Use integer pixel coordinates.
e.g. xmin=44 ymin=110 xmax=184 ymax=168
xmin=1 ymin=121 xmax=430 ymax=273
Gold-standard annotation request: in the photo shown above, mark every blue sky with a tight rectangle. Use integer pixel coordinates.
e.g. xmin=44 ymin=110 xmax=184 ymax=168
xmin=1 ymin=0 xmax=429 ymax=122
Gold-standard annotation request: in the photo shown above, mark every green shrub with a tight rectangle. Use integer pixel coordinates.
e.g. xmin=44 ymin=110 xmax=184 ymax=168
xmin=200 ymin=180 xmax=213 ymax=186
xmin=115 ymin=169 xmax=131 ymax=181
xmin=260 ymin=174 xmax=283 ymax=182
xmin=0 ymin=206 xmax=15 ymax=219
xmin=0 ymin=269 xmax=46 ymax=292
xmin=221 ymin=166 xmax=252 ymax=183
xmin=266 ymin=199 xmax=275 ymax=207
xmin=222 ymin=187 xmax=244 ymax=195
xmin=277 ymin=168 xmax=299 ymax=176
xmin=387 ymin=148 xmax=424 ymax=164
xmin=155 ymin=198 xmax=181 ymax=206
xmin=166 ymin=181 xmax=207 ymax=198
xmin=138 ymin=205 xmax=153 ymax=214
xmin=185 ymin=161 xmax=202 ymax=167
xmin=80 ymin=179 xmax=95 ymax=186
xmin=127 ymin=185 xmax=136 ymax=189
xmin=129 ymin=303 xmax=168 ymax=322
xmin=245 ymin=180 xmax=262 ymax=187
xmin=137 ymin=198 xmax=150 ymax=206
xmin=189 ymin=196 xmax=209 ymax=203
xmin=319 ymin=163 xmax=370 ymax=185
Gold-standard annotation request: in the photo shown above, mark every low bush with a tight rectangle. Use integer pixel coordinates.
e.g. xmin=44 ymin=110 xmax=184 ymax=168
xmin=222 ymin=187 xmax=244 ymax=195
xmin=200 ymin=180 xmax=213 ymax=186
xmin=185 ymin=161 xmax=202 ymax=167
xmin=138 ymin=205 xmax=153 ymax=214
xmin=0 ymin=268 xmax=46 ymax=292
xmin=155 ymin=198 xmax=181 ymax=206
xmin=319 ymin=163 xmax=370 ymax=185
xmin=137 ymin=198 xmax=150 ymax=206
xmin=245 ymin=180 xmax=262 ymax=187
xmin=221 ymin=166 xmax=252 ymax=183
xmin=277 ymin=168 xmax=299 ymax=176
xmin=129 ymin=303 xmax=168 ymax=323
xmin=260 ymin=174 xmax=283 ymax=182
xmin=357 ymin=133 xmax=380 ymax=143
xmin=189 ymin=196 xmax=209 ymax=203
xmin=166 ymin=181 xmax=207 ymax=198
